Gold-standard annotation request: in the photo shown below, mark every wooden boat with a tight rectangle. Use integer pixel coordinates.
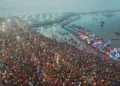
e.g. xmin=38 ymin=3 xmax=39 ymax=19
xmin=100 ymin=21 xmax=105 ymax=24
xmin=100 ymin=50 xmax=106 ymax=54
xmin=106 ymin=46 xmax=112 ymax=51
xmin=111 ymin=37 xmax=120 ymax=40
xmin=115 ymin=32 xmax=120 ymax=35
xmin=103 ymin=13 xmax=115 ymax=17
xmin=100 ymin=21 xmax=105 ymax=27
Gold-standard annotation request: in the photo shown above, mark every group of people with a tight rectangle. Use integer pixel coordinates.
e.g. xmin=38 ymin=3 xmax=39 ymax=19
xmin=0 ymin=21 xmax=120 ymax=86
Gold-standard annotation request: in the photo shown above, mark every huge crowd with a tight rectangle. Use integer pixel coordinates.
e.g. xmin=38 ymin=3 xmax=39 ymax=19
xmin=0 ymin=25 xmax=120 ymax=86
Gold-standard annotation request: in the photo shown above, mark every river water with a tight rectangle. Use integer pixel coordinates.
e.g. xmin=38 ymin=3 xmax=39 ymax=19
xmin=68 ymin=12 xmax=120 ymax=48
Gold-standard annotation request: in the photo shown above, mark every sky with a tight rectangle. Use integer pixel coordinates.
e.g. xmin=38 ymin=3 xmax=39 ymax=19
xmin=0 ymin=0 xmax=120 ymax=17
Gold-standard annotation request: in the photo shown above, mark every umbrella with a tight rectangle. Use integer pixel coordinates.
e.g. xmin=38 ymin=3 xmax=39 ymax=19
xmin=113 ymin=48 xmax=117 ymax=53
xmin=117 ymin=48 xmax=120 ymax=53
xmin=115 ymin=53 xmax=120 ymax=58
xmin=110 ymin=50 xmax=114 ymax=56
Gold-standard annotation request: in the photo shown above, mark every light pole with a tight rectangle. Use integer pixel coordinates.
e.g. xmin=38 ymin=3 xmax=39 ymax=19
xmin=2 ymin=22 xmax=5 ymax=57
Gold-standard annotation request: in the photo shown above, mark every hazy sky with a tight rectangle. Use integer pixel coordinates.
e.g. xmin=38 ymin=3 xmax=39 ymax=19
xmin=0 ymin=0 xmax=120 ymax=16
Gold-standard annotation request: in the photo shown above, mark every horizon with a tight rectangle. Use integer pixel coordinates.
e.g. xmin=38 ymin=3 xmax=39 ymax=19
xmin=0 ymin=0 xmax=120 ymax=17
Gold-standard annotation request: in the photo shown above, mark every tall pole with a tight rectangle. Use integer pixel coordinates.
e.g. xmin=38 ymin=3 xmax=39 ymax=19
xmin=2 ymin=22 xmax=5 ymax=57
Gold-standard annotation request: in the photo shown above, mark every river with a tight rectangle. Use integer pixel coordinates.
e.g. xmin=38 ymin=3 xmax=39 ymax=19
xmin=68 ymin=12 xmax=120 ymax=48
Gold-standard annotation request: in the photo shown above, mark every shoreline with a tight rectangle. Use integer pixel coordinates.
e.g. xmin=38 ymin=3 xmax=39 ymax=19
xmin=62 ymin=16 xmax=120 ymax=62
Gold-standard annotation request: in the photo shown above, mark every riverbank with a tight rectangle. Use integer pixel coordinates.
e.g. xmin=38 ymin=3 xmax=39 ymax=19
xmin=61 ymin=16 xmax=120 ymax=61
xmin=70 ymin=11 xmax=120 ymax=48
xmin=0 ymin=13 xmax=120 ymax=86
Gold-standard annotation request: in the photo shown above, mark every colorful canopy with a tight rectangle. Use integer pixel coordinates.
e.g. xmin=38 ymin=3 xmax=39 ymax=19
xmin=110 ymin=50 xmax=114 ymax=56
xmin=113 ymin=48 xmax=118 ymax=53
xmin=118 ymin=48 xmax=120 ymax=53
xmin=115 ymin=53 xmax=120 ymax=58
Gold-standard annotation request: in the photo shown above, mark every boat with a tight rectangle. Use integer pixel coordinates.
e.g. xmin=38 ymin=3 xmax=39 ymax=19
xmin=115 ymin=32 xmax=120 ymax=35
xmin=103 ymin=13 xmax=115 ymax=17
xmin=102 ymin=41 xmax=111 ymax=49
xmin=100 ymin=21 xmax=105 ymax=24
xmin=100 ymin=21 xmax=105 ymax=27
xmin=109 ymin=55 xmax=117 ymax=60
xmin=99 ymin=38 xmax=104 ymax=42
xmin=111 ymin=37 xmax=120 ymax=40
xmin=100 ymin=50 xmax=106 ymax=54
xmin=106 ymin=46 xmax=112 ymax=51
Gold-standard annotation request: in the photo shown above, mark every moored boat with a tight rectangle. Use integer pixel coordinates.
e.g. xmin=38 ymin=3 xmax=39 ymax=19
xmin=100 ymin=21 xmax=105 ymax=27
xmin=115 ymin=32 xmax=120 ymax=35
xmin=106 ymin=46 xmax=112 ymax=51
xmin=100 ymin=21 xmax=105 ymax=24
xmin=111 ymin=37 xmax=120 ymax=40
xmin=100 ymin=49 xmax=106 ymax=54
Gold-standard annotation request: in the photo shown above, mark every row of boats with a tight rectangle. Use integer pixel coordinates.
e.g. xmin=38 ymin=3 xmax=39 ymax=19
xmin=77 ymin=30 xmax=120 ymax=60
xmin=62 ymin=17 xmax=120 ymax=61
